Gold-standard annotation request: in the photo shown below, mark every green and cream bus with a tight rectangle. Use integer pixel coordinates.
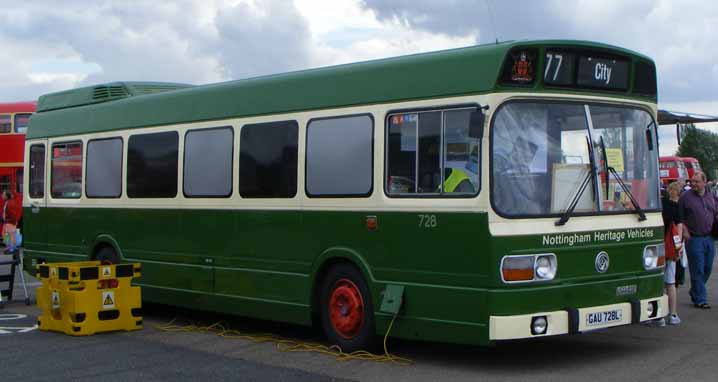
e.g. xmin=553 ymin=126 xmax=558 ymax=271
xmin=23 ymin=40 xmax=666 ymax=350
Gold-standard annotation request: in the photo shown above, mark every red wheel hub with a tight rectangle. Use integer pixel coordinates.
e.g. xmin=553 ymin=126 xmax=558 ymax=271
xmin=328 ymin=278 xmax=365 ymax=339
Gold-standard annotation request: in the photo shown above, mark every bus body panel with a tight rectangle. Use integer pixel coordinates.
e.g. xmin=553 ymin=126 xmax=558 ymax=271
xmin=22 ymin=40 xmax=664 ymax=346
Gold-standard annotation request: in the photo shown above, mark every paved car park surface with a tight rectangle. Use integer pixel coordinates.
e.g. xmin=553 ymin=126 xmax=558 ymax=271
xmin=3 ymin=253 xmax=718 ymax=382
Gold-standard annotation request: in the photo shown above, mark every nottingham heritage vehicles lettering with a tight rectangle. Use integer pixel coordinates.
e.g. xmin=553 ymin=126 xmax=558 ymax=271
xmin=542 ymin=228 xmax=655 ymax=247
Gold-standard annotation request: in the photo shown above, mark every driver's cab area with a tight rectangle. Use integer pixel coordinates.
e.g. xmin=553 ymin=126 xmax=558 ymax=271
xmin=385 ymin=105 xmax=483 ymax=197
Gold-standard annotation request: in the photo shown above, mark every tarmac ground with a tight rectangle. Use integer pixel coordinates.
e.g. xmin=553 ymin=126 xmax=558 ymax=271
xmin=2 ymin=251 xmax=718 ymax=382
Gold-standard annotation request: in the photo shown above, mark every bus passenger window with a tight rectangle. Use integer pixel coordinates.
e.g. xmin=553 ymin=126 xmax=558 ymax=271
xmin=0 ymin=115 xmax=10 ymax=133
xmin=387 ymin=113 xmax=418 ymax=194
xmin=239 ymin=121 xmax=298 ymax=198
xmin=29 ymin=145 xmax=45 ymax=198
xmin=0 ymin=175 xmax=10 ymax=193
xmin=306 ymin=115 xmax=373 ymax=197
xmin=51 ymin=141 xmax=83 ymax=199
xmin=386 ymin=107 xmax=481 ymax=196
xmin=86 ymin=138 xmax=123 ymax=198
xmin=443 ymin=109 xmax=480 ymax=194
xmin=184 ymin=127 xmax=233 ymax=197
xmin=16 ymin=169 xmax=23 ymax=195
xmin=14 ymin=114 xmax=31 ymax=134
xmin=127 ymin=131 xmax=179 ymax=198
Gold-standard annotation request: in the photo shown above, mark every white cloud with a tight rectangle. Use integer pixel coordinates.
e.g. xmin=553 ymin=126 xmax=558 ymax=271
xmin=28 ymin=72 xmax=88 ymax=85
xmin=362 ymin=0 xmax=718 ymax=109
xmin=0 ymin=0 xmax=716 ymax=119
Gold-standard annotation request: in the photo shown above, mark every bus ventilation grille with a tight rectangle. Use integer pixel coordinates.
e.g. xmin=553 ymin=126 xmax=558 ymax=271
xmin=131 ymin=84 xmax=189 ymax=95
xmin=92 ymin=86 xmax=130 ymax=101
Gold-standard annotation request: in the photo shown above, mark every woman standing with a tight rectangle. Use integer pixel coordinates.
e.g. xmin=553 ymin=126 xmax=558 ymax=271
xmin=1 ymin=190 xmax=18 ymax=254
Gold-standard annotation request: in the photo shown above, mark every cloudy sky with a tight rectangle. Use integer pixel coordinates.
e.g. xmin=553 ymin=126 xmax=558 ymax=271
xmin=1 ymin=0 xmax=716 ymax=154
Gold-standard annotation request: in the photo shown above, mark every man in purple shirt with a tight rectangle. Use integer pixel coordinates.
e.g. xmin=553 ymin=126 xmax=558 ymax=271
xmin=678 ymin=171 xmax=718 ymax=309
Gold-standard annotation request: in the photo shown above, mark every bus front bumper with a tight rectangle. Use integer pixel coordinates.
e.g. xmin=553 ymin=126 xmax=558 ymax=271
xmin=489 ymin=294 xmax=667 ymax=340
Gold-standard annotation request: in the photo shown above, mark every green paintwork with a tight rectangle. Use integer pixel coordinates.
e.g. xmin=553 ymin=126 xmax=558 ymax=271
xmin=24 ymin=39 xmax=663 ymax=345
xmin=23 ymin=206 xmax=664 ymax=345
xmin=29 ymin=40 xmax=655 ymax=139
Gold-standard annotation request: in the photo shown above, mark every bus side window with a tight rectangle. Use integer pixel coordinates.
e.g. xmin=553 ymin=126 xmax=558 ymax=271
xmin=239 ymin=121 xmax=298 ymax=198
xmin=86 ymin=138 xmax=123 ymax=198
xmin=0 ymin=115 xmax=10 ymax=134
xmin=306 ymin=115 xmax=373 ymax=197
xmin=14 ymin=114 xmax=31 ymax=134
xmin=0 ymin=175 xmax=10 ymax=193
xmin=51 ymin=141 xmax=83 ymax=199
xmin=386 ymin=107 xmax=480 ymax=196
xmin=29 ymin=145 xmax=46 ymax=198
xmin=16 ymin=169 xmax=23 ymax=195
xmin=127 ymin=132 xmax=179 ymax=198
xmin=184 ymin=127 xmax=233 ymax=198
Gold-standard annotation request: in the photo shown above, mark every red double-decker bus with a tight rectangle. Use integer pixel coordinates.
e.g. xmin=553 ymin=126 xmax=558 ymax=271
xmin=0 ymin=101 xmax=36 ymax=231
xmin=659 ymin=156 xmax=688 ymax=186
xmin=681 ymin=157 xmax=702 ymax=179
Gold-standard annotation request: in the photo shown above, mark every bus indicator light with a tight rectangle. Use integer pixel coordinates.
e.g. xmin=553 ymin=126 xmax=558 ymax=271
xmin=501 ymin=256 xmax=535 ymax=282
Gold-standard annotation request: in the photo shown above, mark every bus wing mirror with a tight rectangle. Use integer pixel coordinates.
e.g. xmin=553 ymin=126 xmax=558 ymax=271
xmin=469 ymin=109 xmax=486 ymax=139
xmin=645 ymin=127 xmax=654 ymax=151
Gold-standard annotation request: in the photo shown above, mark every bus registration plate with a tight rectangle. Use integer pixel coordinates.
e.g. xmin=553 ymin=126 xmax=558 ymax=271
xmin=586 ymin=308 xmax=623 ymax=327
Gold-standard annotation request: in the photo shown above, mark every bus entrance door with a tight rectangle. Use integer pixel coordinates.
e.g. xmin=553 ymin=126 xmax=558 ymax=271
xmin=24 ymin=141 xmax=49 ymax=252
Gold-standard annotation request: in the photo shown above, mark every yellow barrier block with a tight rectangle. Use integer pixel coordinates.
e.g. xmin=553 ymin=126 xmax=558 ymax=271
xmin=36 ymin=261 xmax=143 ymax=336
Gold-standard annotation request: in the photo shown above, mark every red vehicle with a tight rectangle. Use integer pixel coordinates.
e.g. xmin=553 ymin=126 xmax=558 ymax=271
xmin=681 ymin=157 xmax=702 ymax=179
xmin=0 ymin=101 xmax=36 ymax=231
xmin=659 ymin=156 xmax=689 ymax=186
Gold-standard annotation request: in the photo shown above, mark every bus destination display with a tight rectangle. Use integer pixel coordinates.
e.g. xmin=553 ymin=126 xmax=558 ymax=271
xmin=544 ymin=51 xmax=629 ymax=90
xmin=577 ymin=57 xmax=629 ymax=90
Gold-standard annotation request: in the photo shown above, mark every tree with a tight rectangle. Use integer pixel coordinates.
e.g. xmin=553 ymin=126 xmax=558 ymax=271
xmin=677 ymin=124 xmax=718 ymax=180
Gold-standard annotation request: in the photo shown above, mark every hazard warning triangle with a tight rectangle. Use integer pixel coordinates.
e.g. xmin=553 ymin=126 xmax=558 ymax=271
xmin=52 ymin=294 xmax=60 ymax=305
xmin=103 ymin=295 xmax=114 ymax=306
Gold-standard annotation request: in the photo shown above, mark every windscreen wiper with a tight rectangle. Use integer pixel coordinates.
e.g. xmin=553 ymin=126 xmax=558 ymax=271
xmin=599 ymin=136 xmax=647 ymax=222
xmin=556 ymin=137 xmax=597 ymax=226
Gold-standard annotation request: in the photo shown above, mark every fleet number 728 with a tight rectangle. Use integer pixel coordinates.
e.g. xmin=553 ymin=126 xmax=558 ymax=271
xmin=418 ymin=214 xmax=437 ymax=228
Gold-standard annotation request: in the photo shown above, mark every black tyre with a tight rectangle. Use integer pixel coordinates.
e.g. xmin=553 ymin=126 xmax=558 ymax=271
xmin=319 ymin=263 xmax=376 ymax=352
xmin=95 ymin=246 xmax=120 ymax=264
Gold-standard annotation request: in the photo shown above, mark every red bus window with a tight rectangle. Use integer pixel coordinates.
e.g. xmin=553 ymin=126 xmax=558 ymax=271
xmin=14 ymin=114 xmax=31 ymax=134
xmin=0 ymin=115 xmax=10 ymax=133
xmin=16 ymin=169 xmax=23 ymax=194
xmin=0 ymin=175 xmax=10 ymax=192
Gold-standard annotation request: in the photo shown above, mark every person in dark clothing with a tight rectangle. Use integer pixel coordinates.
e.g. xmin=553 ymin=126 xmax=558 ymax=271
xmin=678 ymin=171 xmax=718 ymax=309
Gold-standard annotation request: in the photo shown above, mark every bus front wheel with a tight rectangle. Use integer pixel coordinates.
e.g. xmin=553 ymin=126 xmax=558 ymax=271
xmin=319 ymin=263 xmax=376 ymax=352
xmin=95 ymin=246 xmax=120 ymax=265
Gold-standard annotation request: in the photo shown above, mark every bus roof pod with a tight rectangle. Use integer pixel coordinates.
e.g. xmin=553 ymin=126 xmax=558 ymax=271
xmin=36 ymin=82 xmax=194 ymax=113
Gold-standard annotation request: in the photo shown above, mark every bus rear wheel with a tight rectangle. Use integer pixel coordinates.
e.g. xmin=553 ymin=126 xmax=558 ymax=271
xmin=319 ymin=263 xmax=376 ymax=352
xmin=95 ymin=246 xmax=120 ymax=264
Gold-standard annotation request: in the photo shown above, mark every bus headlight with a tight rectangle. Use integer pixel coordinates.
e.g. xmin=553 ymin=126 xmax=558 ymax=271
xmin=643 ymin=244 xmax=665 ymax=270
xmin=501 ymin=254 xmax=557 ymax=283
xmin=535 ymin=255 xmax=557 ymax=280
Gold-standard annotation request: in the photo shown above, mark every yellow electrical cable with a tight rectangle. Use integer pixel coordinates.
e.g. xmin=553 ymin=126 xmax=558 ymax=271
xmin=154 ymin=314 xmax=412 ymax=365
